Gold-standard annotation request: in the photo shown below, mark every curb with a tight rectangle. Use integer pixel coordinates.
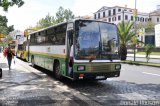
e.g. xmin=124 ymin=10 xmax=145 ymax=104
xmin=127 ymin=53 xmax=160 ymax=59
xmin=121 ymin=62 xmax=160 ymax=68
xmin=127 ymin=56 xmax=160 ymax=59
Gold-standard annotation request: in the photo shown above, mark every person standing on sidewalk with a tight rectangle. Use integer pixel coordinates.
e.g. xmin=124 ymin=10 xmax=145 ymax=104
xmin=6 ymin=45 xmax=14 ymax=70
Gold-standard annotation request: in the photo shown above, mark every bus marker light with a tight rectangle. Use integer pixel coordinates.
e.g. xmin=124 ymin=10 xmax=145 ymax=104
xmin=79 ymin=74 xmax=84 ymax=77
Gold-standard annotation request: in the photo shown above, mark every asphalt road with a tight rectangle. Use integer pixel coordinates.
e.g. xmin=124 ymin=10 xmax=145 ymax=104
xmin=111 ymin=63 xmax=160 ymax=84
xmin=0 ymin=55 xmax=160 ymax=106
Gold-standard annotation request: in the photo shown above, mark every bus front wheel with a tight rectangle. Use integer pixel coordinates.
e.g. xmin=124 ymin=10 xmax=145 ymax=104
xmin=54 ymin=61 xmax=62 ymax=80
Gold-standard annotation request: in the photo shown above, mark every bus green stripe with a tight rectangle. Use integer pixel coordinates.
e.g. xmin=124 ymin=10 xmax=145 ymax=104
xmin=29 ymin=51 xmax=67 ymax=58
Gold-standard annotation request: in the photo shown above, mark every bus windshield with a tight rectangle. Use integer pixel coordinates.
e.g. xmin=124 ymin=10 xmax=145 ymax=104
xmin=75 ymin=20 xmax=119 ymax=60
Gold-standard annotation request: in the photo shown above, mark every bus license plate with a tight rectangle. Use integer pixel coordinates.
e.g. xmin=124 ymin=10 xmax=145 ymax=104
xmin=96 ymin=76 xmax=105 ymax=79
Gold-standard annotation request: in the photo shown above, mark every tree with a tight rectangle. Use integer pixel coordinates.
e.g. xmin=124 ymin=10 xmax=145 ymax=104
xmin=2 ymin=34 xmax=13 ymax=47
xmin=0 ymin=15 xmax=14 ymax=44
xmin=118 ymin=21 xmax=136 ymax=60
xmin=56 ymin=6 xmax=65 ymax=23
xmin=36 ymin=6 xmax=74 ymax=29
xmin=0 ymin=0 xmax=24 ymax=44
xmin=137 ymin=21 xmax=155 ymax=32
xmin=0 ymin=15 xmax=14 ymax=35
xmin=36 ymin=14 xmax=55 ymax=29
xmin=145 ymin=44 xmax=155 ymax=62
xmin=64 ymin=9 xmax=74 ymax=21
xmin=144 ymin=21 xmax=155 ymax=32
xmin=55 ymin=6 xmax=74 ymax=23
xmin=0 ymin=0 xmax=24 ymax=11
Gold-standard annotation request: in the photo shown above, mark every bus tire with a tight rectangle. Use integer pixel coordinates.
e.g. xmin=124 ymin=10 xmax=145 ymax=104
xmin=54 ymin=61 xmax=62 ymax=80
xmin=0 ymin=68 xmax=2 ymax=78
xmin=31 ymin=56 xmax=35 ymax=67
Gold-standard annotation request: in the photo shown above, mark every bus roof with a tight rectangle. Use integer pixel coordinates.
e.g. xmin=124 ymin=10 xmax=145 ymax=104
xmin=29 ymin=18 xmax=116 ymax=35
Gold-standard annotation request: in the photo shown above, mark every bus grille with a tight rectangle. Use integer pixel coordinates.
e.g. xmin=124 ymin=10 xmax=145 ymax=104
xmin=87 ymin=63 xmax=114 ymax=72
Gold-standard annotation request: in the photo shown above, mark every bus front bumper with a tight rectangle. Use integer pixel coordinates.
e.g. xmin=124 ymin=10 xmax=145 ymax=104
xmin=73 ymin=71 xmax=120 ymax=80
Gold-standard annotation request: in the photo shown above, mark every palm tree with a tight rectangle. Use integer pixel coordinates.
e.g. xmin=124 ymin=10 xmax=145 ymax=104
xmin=118 ymin=21 xmax=136 ymax=60
xmin=145 ymin=44 xmax=155 ymax=62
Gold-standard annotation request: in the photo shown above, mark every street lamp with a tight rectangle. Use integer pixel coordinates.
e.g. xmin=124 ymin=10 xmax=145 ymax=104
xmin=133 ymin=0 xmax=137 ymax=61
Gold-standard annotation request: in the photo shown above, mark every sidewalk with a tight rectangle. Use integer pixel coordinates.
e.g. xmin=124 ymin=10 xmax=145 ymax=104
xmin=0 ymin=53 xmax=8 ymax=69
xmin=0 ymin=53 xmax=6 ymax=63
xmin=0 ymin=53 xmax=17 ymax=71
xmin=127 ymin=53 xmax=160 ymax=59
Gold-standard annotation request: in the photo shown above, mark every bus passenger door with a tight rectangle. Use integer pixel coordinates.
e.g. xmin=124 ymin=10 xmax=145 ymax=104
xmin=26 ymin=35 xmax=30 ymax=62
xmin=67 ymin=30 xmax=73 ymax=77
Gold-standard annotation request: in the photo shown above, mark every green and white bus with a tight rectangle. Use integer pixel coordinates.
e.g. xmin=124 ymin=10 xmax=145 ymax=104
xmin=26 ymin=19 xmax=121 ymax=80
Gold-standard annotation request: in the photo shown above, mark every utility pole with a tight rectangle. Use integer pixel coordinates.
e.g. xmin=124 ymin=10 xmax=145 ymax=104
xmin=123 ymin=10 xmax=124 ymax=22
xmin=134 ymin=0 xmax=137 ymax=61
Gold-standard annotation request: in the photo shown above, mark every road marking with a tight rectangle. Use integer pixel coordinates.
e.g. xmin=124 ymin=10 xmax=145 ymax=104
xmin=97 ymin=96 xmax=108 ymax=98
xmin=142 ymin=72 xmax=160 ymax=77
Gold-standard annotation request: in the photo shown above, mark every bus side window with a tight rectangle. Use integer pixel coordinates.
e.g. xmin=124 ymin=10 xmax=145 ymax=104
xmin=68 ymin=31 xmax=73 ymax=47
xmin=46 ymin=27 xmax=55 ymax=45
xmin=56 ymin=25 xmax=66 ymax=45
xmin=30 ymin=34 xmax=35 ymax=44
xmin=52 ymin=35 xmax=57 ymax=44
xmin=59 ymin=32 xmax=66 ymax=45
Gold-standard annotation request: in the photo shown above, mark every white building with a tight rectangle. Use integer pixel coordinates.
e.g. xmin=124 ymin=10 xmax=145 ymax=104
xmin=94 ymin=6 xmax=149 ymax=25
xmin=94 ymin=6 xmax=149 ymax=46
xmin=149 ymin=5 xmax=160 ymax=25
xmin=94 ymin=5 xmax=160 ymax=47
xmin=155 ymin=24 xmax=160 ymax=47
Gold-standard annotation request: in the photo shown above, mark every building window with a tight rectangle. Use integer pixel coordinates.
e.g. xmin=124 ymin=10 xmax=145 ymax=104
xmin=98 ymin=13 xmax=100 ymax=19
xmin=148 ymin=18 xmax=152 ymax=21
xmin=113 ymin=9 xmax=116 ymax=15
xmin=145 ymin=18 xmax=148 ymax=22
xmin=118 ymin=8 xmax=121 ymax=12
xmin=115 ymin=17 xmax=116 ymax=21
xmin=125 ymin=15 xmax=128 ymax=20
xmin=137 ymin=17 xmax=139 ymax=21
xmin=112 ymin=17 xmax=114 ymax=21
xmin=135 ymin=17 xmax=137 ymax=21
xmin=108 ymin=10 xmax=111 ymax=16
xmin=103 ymin=12 xmax=105 ymax=17
xmin=109 ymin=18 xmax=111 ymax=22
xmin=140 ymin=17 xmax=142 ymax=22
xmin=118 ymin=15 xmax=121 ymax=20
xmin=157 ymin=17 xmax=159 ymax=22
xmin=131 ymin=16 xmax=133 ymax=21
xmin=94 ymin=14 xmax=96 ymax=19
xmin=140 ymin=17 xmax=144 ymax=22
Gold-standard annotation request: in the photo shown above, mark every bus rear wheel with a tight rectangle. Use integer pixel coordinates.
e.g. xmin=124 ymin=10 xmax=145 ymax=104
xmin=54 ymin=62 xmax=62 ymax=80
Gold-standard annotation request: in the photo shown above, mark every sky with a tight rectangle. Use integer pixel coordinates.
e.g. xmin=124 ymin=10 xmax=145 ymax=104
xmin=0 ymin=0 xmax=160 ymax=31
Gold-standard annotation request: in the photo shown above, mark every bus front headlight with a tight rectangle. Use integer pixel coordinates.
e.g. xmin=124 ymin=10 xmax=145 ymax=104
xmin=77 ymin=66 xmax=85 ymax=71
xmin=115 ymin=64 xmax=121 ymax=70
